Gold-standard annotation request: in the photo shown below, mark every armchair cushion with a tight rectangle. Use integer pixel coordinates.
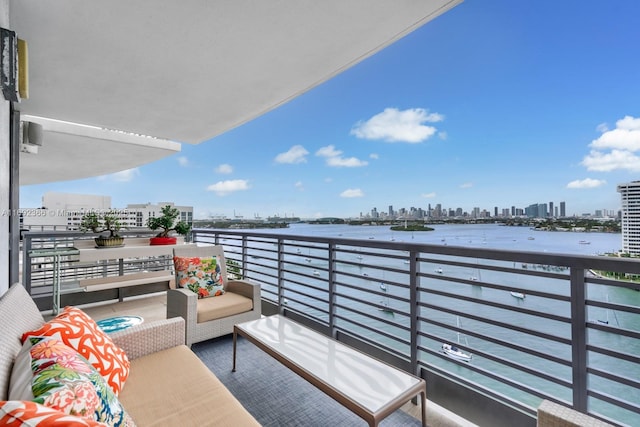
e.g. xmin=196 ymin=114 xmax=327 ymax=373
xmin=196 ymin=292 xmax=254 ymax=323
xmin=173 ymin=256 xmax=225 ymax=298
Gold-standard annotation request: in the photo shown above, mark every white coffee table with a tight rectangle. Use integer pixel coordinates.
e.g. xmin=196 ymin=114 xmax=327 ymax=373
xmin=233 ymin=315 xmax=426 ymax=427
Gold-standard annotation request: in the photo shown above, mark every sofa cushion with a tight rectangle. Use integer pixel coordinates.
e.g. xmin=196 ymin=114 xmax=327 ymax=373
xmin=173 ymin=256 xmax=225 ymax=298
xmin=9 ymin=337 xmax=135 ymax=427
xmin=118 ymin=345 xmax=259 ymax=426
xmin=21 ymin=307 xmax=130 ymax=396
xmin=0 ymin=400 xmax=108 ymax=426
xmin=196 ymin=292 xmax=254 ymax=323
xmin=0 ymin=284 xmax=46 ymax=401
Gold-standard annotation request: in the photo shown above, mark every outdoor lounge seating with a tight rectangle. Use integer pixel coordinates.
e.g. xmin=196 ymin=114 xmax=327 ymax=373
xmin=0 ymin=283 xmax=259 ymax=426
xmin=167 ymin=244 xmax=262 ymax=346
xmin=537 ymin=400 xmax=614 ymax=427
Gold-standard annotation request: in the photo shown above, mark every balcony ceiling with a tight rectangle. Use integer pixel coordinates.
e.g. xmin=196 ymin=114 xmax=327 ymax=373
xmin=10 ymin=0 xmax=461 ymax=185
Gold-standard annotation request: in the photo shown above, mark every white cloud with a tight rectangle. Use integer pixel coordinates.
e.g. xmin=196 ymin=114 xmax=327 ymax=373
xmin=582 ymin=149 xmax=640 ymax=172
xmin=596 ymin=123 xmax=609 ymax=133
xmin=350 ymin=107 xmax=444 ymax=143
xmin=216 ymin=164 xmax=233 ymax=174
xmin=438 ymin=131 xmax=448 ymax=140
xmin=566 ymin=178 xmax=607 ymax=189
xmin=275 ymin=145 xmax=309 ymax=164
xmin=369 ymin=153 xmax=379 ymax=159
xmin=421 ymin=192 xmax=437 ymax=198
xmin=316 ymin=145 xmax=342 ymax=158
xmin=98 ymin=168 xmax=140 ymax=182
xmin=460 ymin=182 xmax=473 ymax=189
xmin=583 ymin=115 xmax=640 ymax=172
xmin=326 ymin=156 xmax=368 ymax=167
xmin=340 ymin=188 xmax=364 ymax=198
xmin=316 ymin=144 xmax=368 ymax=167
xmin=295 ymin=181 xmax=304 ymax=190
xmin=206 ymin=179 xmax=250 ymax=196
xmin=177 ymin=156 xmax=189 ymax=167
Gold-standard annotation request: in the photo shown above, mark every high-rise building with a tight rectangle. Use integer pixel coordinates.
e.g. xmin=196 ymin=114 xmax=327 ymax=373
xmin=549 ymin=202 xmax=554 ymax=218
xmin=617 ymin=181 xmax=640 ymax=255
xmin=560 ymin=202 xmax=566 ymax=217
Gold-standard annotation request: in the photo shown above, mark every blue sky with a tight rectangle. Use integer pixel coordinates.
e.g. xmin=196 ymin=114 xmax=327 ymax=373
xmin=20 ymin=0 xmax=640 ymax=219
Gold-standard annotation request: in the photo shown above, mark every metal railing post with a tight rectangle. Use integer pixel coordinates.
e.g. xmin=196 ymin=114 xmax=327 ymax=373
xmin=278 ymin=240 xmax=286 ymax=315
xmin=22 ymin=233 xmax=32 ymax=292
xmin=570 ymin=266 xmax=588 ymax=412
xmin=409 ymin=249 xmax=419 ymax=376
xmin=328 ymin=243 xmax=337 ymax=338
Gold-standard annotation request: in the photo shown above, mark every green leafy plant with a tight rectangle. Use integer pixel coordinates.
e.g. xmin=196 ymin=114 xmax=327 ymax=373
xmin=79 ymin=211 xmax=124 ymax=237
xmin=147 ymin=205 xmax=191 ymax=238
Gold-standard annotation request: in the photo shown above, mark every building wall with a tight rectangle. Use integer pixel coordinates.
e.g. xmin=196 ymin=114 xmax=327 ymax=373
xmin=618 ymin=181 xmax=640 ymax=255
xmin=0 ymin=0 xmax=10 ymax=295
xmin=21 ymin=194 xmax=194 ymax=233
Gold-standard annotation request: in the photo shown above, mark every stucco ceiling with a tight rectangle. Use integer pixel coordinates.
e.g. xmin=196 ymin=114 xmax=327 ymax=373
xmin=10 ymin=0 xmax=461 ymax=184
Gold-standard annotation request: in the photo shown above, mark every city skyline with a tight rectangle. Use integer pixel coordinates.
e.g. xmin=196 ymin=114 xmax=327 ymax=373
xmin=19 ymin=1 xmax=640 ymax=219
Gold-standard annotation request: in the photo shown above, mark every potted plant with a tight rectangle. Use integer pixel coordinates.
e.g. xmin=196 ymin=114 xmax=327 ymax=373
xmin=147 ymin=205 xmax=191 ymax=245
xmin=79 ymin=210 xmax=125 ymax=247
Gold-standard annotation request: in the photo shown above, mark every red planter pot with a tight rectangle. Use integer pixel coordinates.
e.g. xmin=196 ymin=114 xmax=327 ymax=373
xmin=149 ymin=236 xmax=177 ymax=246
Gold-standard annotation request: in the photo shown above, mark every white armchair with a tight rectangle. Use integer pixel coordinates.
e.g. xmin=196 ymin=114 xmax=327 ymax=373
xmin=167 ymin=245 xmax=261 ymax=346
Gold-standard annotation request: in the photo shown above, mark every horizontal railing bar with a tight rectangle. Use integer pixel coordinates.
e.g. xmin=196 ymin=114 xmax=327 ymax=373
xmin=419 ymin=288 xmax=570 ymax=324
xmin=420 ymin=343 xmax=570 ymax=402
xmin=418 ymin=303 xmax=572 ymax=346
xmin=588 ymin=367 xmax=640 ymax=390
xmin=586 ymin=343 xmax=640 ymax=364
xmin=420 ymin=316 xmax=572 ymax=367
xmin=586 ymin=389 xmax=640 ymax=415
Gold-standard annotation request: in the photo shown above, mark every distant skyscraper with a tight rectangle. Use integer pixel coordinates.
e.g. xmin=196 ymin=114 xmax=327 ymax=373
xmin=617 ymin=181 xmax=640 ymax=255
xmin=549 ymin=202 xmax=554 ymax=218
xmin=560 ymin=201 xmax=566 ymax=217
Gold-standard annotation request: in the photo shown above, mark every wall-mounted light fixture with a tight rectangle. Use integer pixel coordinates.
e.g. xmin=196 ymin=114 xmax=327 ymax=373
xmin=0 ymin=28 xmax=28 ymax=102
xmin=20 ymin=121 xmax=43 ymax=154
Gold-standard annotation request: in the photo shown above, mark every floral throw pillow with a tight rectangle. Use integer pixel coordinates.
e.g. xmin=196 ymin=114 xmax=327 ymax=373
xmin=9 ymin=337 xmax=135 ymax=427
xmin=173 ymin=256 xmax=225 ymax=298
xmin=21 ymin=307 xmax=130 ymax=396
xmin=0 ymin=400 xmax=108 ymax=426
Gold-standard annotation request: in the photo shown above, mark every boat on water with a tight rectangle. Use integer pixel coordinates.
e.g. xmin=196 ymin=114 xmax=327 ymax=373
xmin=579 ymin=240 xmax=591 ymax=245
xmin=442 ymin=316 xmax=472 ymax=362
xmin=527 ymin=237 xmax=535 ymax=240
xmin=378 ymin=282 xmax=393 ymax=313
xmin=510 ymin=291 xmax=525 ymax=299
xmin=442 ymin=343 xmax=472 ymax=363
xmin=313 ymin=270 xmax=320 ymax=276
xmin=435 ymin=268 xmax=443 ymax=274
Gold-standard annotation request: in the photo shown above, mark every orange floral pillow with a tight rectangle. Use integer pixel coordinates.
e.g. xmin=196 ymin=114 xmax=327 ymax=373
xmin=0 ymin=400 xmax=108 ymax=426
xmin=21 ymin=307 xmax=130 ymax=396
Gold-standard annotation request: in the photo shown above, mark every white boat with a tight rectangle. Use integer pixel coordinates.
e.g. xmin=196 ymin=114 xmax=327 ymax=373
xmin=442 ymin=316 xmax=472 ymax=362
xmin=441 ymin=343 xmax=472 ymax=363
xmin=510 ymin=291 xmax=525 ymax=299
xmin=313 ymin=270 xmax=320 ymax=276
xmin=378 ymin=282 xmax=393 ymax=313
xmin=579 ymin=240 xmax=591 ymax=245
xmin=435 ymin=268 xmax=443 ymax=274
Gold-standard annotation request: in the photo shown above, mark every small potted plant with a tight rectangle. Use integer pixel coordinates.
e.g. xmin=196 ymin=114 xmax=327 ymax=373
xmin=147 ymin=205 xmax=191 ymax=245
xmin=79 ymin=210 xmax=125 ymax=247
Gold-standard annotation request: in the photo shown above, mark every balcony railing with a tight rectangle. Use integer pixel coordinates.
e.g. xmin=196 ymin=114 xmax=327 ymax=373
xmin=21 ymin=228 xmax=640 ymax=426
